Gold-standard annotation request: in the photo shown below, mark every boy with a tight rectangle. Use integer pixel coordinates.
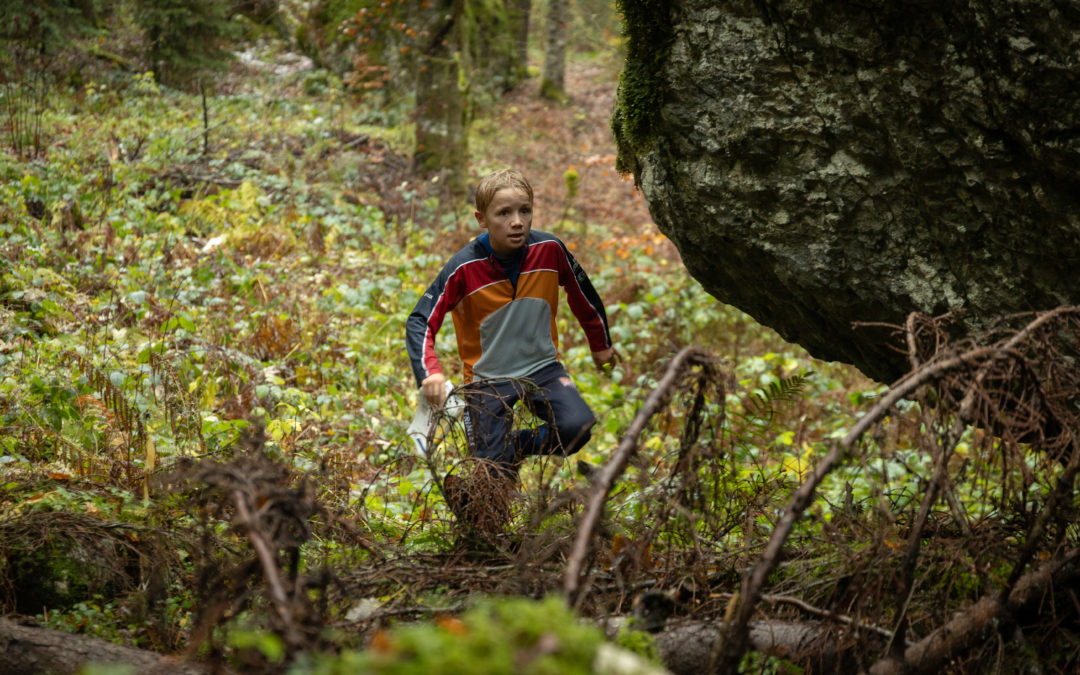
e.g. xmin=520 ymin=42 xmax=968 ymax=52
xmin=406 ymin=169 xmax=615 ymax=484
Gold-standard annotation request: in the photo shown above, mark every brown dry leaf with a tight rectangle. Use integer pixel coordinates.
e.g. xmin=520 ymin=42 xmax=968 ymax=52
xmin=435 ymin=615 xmax=468 ymax=636
xmin=370 ymin=628 xmax=394 ymax=653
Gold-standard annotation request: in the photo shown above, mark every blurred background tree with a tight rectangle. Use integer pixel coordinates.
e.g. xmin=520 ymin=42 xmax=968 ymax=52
xmin=0 ymin=0 xmax=103 ymax=157
xmin=133 ymin=0 xmax=240 ymax=88
xmin=305 ymin=0 xmax=526 ymax=196
xmin=412 ymin=0 xmax=467 ymax=188
xmin=540 ymin=0 xmax=568 ymax=101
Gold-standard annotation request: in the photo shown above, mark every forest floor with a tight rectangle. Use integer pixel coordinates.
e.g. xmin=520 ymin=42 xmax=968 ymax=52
xmin=0 ymin=40 xmax=849 ymax=666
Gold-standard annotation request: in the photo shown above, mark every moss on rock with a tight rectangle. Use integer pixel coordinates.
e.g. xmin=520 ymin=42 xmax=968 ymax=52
xmin=611 ymin=0 xmax=678 ymax=176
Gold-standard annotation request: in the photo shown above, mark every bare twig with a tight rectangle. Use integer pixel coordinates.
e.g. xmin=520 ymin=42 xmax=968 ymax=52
xmin=1002 ymin=428 xmax=1080 ymax=595
xmin=889 ymin=410 xmax=967 ymax=653
xmin=337 ymin=603 xmax=466 ymax=626
xmin=905 ymin=312 xmax=922 ymax=371
xmin=751 ymin=593 xmax=907 ymax=643
xmin=231 ymin=489 xmax=303 ymax=647
xmin=715 ymin=306 xmax=1080 ymax=672
xmin=713 ymin=345 xmax=997 ymax=670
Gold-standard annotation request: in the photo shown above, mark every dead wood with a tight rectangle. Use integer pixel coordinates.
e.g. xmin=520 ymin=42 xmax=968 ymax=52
xmin=0 ymin=617 xmax=210 ymax=675
xmin=712 ymin=345 xmax=997 ymax=669
xmin=231 ymin=488 xmax=303 ymax=648
xmin=180 ymin=448 xmax=331 ymax=659
xmin=868 ymin=548 xmax=1080 ymax=675
xmin=605 ymin=616 xmax=838 ymax=674
xmin=615 ymin=549 xmax=1078 ymax=675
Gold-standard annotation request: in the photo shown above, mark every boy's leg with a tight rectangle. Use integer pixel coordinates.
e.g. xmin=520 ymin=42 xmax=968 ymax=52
xmin=450 ymin=379 xmax=522 ymax=531
xmin=463 ymin=378 xmax=522 ymax=474
xmin=515 ymin=362 xmax=596 ymax=457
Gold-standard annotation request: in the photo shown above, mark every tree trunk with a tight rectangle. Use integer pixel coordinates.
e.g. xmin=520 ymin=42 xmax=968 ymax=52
xmin=0 ymin=617 xmax=209 ymax=675
xmin=511 ymin=0 xmax=531 ymax=75
xmin=540 ymin=0 xmax=568 ymax=100
xmin=414 ymin=0 xmax=467 ymax=194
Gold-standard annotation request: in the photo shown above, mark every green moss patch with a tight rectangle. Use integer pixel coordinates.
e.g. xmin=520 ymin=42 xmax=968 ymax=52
xmin=611 ymin=0 xmax=678 ymax=176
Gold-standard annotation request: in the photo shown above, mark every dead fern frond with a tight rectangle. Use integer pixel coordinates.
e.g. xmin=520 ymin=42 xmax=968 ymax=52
xmin=60 ymin=350 xmax=145 ymax=489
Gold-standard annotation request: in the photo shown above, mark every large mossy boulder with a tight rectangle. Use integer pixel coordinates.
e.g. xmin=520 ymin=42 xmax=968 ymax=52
xmin=613 ymin=0 xmax=1080 ymax=382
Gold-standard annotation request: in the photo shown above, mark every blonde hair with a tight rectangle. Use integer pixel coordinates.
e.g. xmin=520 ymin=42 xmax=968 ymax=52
xmin=474 ymin=169 xmax=533 ymax=214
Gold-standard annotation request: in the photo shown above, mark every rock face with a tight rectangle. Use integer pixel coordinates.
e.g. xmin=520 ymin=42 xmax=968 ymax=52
xmin=614 ymin=1 xmax=1080 ymax=382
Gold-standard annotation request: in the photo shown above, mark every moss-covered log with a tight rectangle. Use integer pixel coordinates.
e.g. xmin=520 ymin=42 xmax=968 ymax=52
xmin=0 ymin=618 xmax=208 ymax=675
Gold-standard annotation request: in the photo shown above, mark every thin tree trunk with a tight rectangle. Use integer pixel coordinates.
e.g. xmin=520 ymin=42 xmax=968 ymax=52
xmin=414 ymin=0 xmax=467 ymax=193
xmin=511 ymin=0 xmax=531 ymax=74
xmin=540 ymin=0 xmax=568 ymax=100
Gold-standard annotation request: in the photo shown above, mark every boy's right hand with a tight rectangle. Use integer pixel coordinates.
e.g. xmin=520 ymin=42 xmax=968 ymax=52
xmin=592 ymin=347 xmax=618 ymax=372
xmin=421 ymin=373 xmax=447 ymax=408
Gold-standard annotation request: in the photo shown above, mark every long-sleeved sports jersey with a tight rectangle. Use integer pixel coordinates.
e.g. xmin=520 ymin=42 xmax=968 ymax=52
xmin=406 ymin=230 xmax=611 ymax=387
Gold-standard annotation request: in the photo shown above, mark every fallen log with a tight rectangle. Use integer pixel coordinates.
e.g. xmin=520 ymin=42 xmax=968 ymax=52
xmin=0 ymin=617 xmax=208 ymax=675
xmin=653 ymin=619 xmax=833 ymax=675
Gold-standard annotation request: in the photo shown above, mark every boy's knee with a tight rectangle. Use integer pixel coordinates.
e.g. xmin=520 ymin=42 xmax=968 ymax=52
xmin=556 ymin=415 xmax=595 ymax=455
xmin=474 ymin=438 xmax=516 ymax=466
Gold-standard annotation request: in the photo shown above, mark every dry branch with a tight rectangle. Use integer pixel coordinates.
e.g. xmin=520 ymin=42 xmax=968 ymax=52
xmin=715 ymin=306 xmax=1080 ymax=672
xmin=713 ymin=345 xmax=996 ymax=670
xmin=231 ymin=489 xmax=302 ymax=648
xmin=646 ymin=618 xmax=829 ymax=675
xmin=868 ymin=548 xmax=1080 ymax=675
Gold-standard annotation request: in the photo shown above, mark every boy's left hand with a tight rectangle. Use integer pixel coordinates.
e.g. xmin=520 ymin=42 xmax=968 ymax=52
xmin=592 ymin=347 xmax=618 ymax=371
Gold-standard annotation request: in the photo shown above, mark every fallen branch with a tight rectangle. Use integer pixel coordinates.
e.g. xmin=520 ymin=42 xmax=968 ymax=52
xmin=713 ymin=344 xmax=997 ymax=670
xmin=231 ymin=489 xmax=303 ymax=648
xmin=868 ymin=548 xmax=1080 ymax=675
xmin=717 ymin=306 xmax=1080 ymax=671
xmin=604 ymin=616 xmax=836 ymax=675
xmin=609 ymin=551 xmax=1078 ymax=675
xmin=759 ymin=593 xmax=902 ymax=643
xmin=335 ymin=603 xmax=466 ymax=626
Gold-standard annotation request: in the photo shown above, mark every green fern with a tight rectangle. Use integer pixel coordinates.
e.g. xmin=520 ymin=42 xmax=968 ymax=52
xmin=742 ymin=370 xmax=814 ymax=425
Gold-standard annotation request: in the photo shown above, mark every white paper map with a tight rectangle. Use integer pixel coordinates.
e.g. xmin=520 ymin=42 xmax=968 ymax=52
xmin=406 ymin=381 xmax=463 ymax=456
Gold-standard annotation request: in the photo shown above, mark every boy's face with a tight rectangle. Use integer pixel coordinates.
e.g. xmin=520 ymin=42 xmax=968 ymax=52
xmin=476 ymin=187 xmax=533 ymax=257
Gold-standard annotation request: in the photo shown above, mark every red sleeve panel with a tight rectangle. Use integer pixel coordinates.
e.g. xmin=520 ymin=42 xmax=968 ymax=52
xmin=530 ymin=236 xmax=612 ymax=353
xmin=406 ymin=245 xmax=489 ymax=387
